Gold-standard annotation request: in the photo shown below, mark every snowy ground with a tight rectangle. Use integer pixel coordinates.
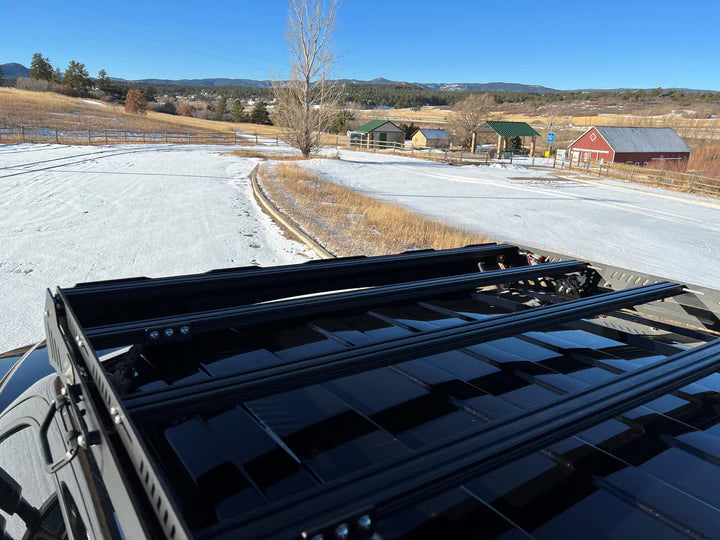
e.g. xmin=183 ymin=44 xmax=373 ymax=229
xmin=300 ymin=149 xmax=720 ymax=290
xmin=0 ymin=144 xmax=315 ymax=351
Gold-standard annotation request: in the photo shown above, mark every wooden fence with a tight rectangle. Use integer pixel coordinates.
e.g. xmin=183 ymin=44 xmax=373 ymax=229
xmin=554 ymin=155 xmax=720 ymax=198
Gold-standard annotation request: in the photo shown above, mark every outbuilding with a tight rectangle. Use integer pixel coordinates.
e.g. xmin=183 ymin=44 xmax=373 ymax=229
xmin=412 ymin=128 xmax=451 ymax=149
xmin=348 ymin=120 xmax=405 ymax=149
xmin=568 ymin=126 xmax=691 ymax=166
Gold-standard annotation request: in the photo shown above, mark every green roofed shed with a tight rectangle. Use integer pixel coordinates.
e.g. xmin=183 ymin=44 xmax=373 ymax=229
xmin=355 ymin=120 xmax=397 ymax=133
xmin=482 ymin=121 xmax=540 ymax=137
xmin=349 ymin=120 xmax=404 ymax=149
xmin=473 ymin=121 xmax=540 ymax=157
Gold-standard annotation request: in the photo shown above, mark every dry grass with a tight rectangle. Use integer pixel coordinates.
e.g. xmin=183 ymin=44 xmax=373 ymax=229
xmin=258 ymin=163 xmax=493 ymax=257
xmin=226 ymin=149 xmax=338 ymax=160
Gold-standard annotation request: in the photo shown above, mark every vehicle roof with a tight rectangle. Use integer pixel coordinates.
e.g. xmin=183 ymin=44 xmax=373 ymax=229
xmin=50 ymin=245 xmax=720 ymax=539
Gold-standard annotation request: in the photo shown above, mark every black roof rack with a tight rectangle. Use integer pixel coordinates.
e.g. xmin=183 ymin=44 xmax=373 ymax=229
xmin=44 ymin=244 xmax=720 ymax=540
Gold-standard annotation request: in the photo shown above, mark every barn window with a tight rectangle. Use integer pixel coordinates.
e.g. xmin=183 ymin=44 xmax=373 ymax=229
xmin=589 ymin=132 xmax=597 ymax=142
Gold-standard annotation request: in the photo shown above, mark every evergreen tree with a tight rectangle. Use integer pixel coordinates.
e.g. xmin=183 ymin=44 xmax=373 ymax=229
xmin=250 ymin=100 xmax=271 ymax=125
xmin=215 ymin=96 xmax=227 ymax=120
xmin=97 ymin=69 xmax=108 ymax=91
xmin=142 ymin=86 xmax=156 ymax=102
xmin=52 ymin=67 xmax=63 ymax=84
xmin=29 ymin=53 xmax=54 ymax=81
xmin=64 ymin=60 xmax=90 ymax=91
xmin=231 ymin=101 xmax=248 ymax=123
xmin=0 ymin=65 xmax=3 ymax=86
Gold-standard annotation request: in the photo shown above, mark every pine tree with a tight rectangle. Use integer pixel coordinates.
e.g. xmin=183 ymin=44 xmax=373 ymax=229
xmin=250 ymin=101 xmax=271 ymax=125
xmin=52 ymin=67 xmax=63 ymax=84
xmin=0 ymin=65 xmax=3 ymax=86
xmin=231 ymin=101 xmax=248 ymax=123
xmin=29 ymin=53 xmax=54 ymax=81
xmin=215 ymin=96 xmax=227 ymax=120
xmin=97 ymin=69 xmax=108 ymax=91
xmin=64 ymin=60 xmax=90 ymax=91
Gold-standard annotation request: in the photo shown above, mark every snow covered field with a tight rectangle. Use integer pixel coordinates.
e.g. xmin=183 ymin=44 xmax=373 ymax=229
xmin=301 ymin=150 xmax=720 ymax=290
xmin=0 ymin=144 xmax=315 ymax=351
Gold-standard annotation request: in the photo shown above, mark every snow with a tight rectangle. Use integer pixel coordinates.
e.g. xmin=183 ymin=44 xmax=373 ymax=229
xmin=0 ymin=144 xmax=316 ymax=351
xmin=80 ymin=99 xmax=106 ymax=107
xmin=298 ymin=149 xmax=720 ymax=290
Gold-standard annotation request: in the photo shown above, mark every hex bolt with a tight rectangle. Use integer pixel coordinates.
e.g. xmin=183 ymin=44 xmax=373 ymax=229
xmin=110 ymin=407 xmax=118 ymax=416
xmin=164 ymin=328 xmax=174 ymax=338
xmin=78 ymin=434 xmax=86 ymax=447
xmin=358 ymin=515 xmax=372 ymax=530
xmin=113 ymin=414 xmax=123 ymax=425
xmin=180 ymin=326 xmax=190 ymax=335
xmin=335 ymin=524 xmax=349 ymax=539
xmin=45 ymin=310 xmax=50 ymax=317
xmin=149 ymin=330 xmax=160 ymax=340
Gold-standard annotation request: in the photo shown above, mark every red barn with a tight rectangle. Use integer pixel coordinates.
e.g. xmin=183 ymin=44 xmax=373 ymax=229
xmin=568 ymin=126 xmax=691 ymax=166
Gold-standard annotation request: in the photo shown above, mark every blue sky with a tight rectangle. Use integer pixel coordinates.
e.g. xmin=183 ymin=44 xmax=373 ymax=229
xmin=2 ymin=0 xmax=719 ymax=90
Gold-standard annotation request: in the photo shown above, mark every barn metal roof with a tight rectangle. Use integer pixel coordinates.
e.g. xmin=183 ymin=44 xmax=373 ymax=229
xmin=482 ymin=121 xmax=540 ymax=137
xmin=594 ymin=126 xmax=692 ymax=153
xmin=355 ymin=120 xmax=401 ymax=133
xmin=417 ymin=128 xmax=450 ymax=140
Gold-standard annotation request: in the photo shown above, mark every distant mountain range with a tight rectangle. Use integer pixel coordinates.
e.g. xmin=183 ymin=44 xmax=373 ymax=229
xmin=1 ymin=63 xmax=30 ymax=78
xmin=1 ymin=62 xmax=714 ymax=94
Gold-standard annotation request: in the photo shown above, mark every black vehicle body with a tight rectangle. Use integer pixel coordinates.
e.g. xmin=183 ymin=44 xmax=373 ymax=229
xmin=2 ymin=244 xmax=720 ymax=540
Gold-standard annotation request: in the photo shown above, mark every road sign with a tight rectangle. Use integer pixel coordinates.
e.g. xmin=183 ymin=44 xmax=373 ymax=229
xmin=547 ymin=132 xmax=555 ymax=143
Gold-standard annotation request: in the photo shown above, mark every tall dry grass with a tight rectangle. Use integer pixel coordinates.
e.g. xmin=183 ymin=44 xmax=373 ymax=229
xmin=258 ymin=163 xmax=493 ymax=256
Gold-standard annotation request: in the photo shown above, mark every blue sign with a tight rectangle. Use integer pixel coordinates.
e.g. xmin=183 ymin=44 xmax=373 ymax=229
xmin=547 ymin=132 xmax=555 ymax=143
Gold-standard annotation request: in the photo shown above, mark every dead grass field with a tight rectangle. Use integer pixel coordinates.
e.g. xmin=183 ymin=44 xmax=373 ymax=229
xmin=226 ymin=149 xmax=338 ymax=160
xmin=0 ymin=88 xmax=289 ymax=137
xmin=257 ymin=163 xmax=492 ymax=256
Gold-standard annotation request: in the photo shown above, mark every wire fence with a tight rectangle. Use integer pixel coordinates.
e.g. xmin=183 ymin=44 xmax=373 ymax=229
xmin=0 ymin=125 xmax=271 ymax=146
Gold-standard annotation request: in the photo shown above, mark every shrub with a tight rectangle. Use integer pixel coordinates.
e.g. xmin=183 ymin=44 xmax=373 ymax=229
xmin=125 ymin=90 xmax=148 ymax=114
xmin=154 ymin=101 xmax=177 ymax=115
xmin=16 ymin=77 xmax=52 ymax=92
xmin=177 ymin=104 xmax=196 ymax=117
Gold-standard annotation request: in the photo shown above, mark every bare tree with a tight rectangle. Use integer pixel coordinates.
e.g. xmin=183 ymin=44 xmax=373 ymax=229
xmin=450 ymin=93 xmax=495 ymax=149
xmin=273 ymin=0 xmax=342 ymax=157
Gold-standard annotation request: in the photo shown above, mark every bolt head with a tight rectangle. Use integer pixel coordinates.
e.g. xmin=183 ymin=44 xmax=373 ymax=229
xmin=149 ymin=330 xmax=160 ymax=340
xmin=110 ymin=407 xmax=118 ymax=415
xmin=164 ymin=328 xmax=174 ymax=338
xmin=180 ymin=326 xmax=190 ymax=335
xmin=358 ymin=515 xmax=372 ymax=530
xmin=335 ymin=524 xmax=349 ymax=540
xmin=113 ymin=414 xmax=122 ymax=425
xmin=78 ymin=435 xmax=86 ymax=447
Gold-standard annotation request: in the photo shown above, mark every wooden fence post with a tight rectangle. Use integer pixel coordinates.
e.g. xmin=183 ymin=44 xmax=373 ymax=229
xmin=187 ymin=132 xmax=191 ymax=144
xmin=55 ymin=128 xmax=59 ymax=144
xmin=142 ymin=132 xmax=146 ymax=144
xmin=105 ymin=130 xmax=108 ymax=145
xmin=277 ymin=135 xmax=279 ymax=146
xmin=255 ymin=133 xmax=258 ymax=144
xmin=87 ymin=130 xmax=91 ymax=145
xmin=124 ymin=131 xmax=127 ymax=143
xmin=21 ymin=125 xmax=25 ymax=142
xmin=689 ymin=173 xmax=696 ymax=193
xmin=630 ymin=165 xmax=635 ymax=182
xmin=165 ymin=132 xmax=168 ymax=144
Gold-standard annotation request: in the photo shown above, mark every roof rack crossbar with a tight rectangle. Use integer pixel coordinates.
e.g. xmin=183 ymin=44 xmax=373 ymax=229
xmin=127 ymin=281 xmax=684 ymax=422
xmin=66 ymin=244 xmax=518 ymax=329
xmin=206 ymin=335 xmax=720 ymax=540
xmin=86 ymin=260 xmax=588 ymax=349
